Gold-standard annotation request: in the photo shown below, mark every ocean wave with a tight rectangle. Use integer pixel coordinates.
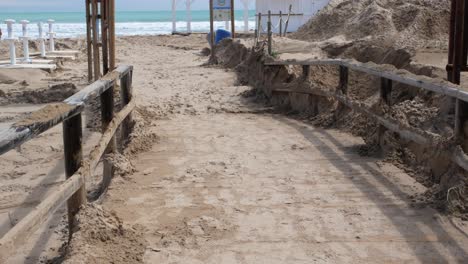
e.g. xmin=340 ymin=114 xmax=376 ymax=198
xmin=0 ymin=20 xmax=256 ymax=39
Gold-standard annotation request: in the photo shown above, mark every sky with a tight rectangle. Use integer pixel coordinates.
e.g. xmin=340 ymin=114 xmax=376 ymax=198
xmin=1 ymin=0 xmax=256 ymax=12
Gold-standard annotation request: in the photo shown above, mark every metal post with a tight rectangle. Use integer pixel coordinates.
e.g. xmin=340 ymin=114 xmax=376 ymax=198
xmin=243 ymin=0 xmax=249 ymax=33
xmin=268 ymin=11 xmax=272 ymax=55
xmin=209 ymin=0 xmax=216 ymax=63
xmin=231 ymin=0 xmax=235 ymax=38
xmin=284 ymin=5 xmax=292 ymax=37
xmin=279 ymin=11 xmax=283 ymax=37
xmin=172 ymin=0 xmax=177 ymax=33
xmin=186 ymin=0 xmax=192 ymax=33
xmin=63 ymin=113 xmax=86 ymax=237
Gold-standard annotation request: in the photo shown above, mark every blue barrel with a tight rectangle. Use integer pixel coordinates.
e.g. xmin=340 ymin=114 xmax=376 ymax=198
xmin=215 ymin=29 xmax=232 ymax=44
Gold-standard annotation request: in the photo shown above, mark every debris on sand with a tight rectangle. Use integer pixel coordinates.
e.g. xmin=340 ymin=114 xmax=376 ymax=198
xmin=63 ymin=204 xmax=147 ymax=263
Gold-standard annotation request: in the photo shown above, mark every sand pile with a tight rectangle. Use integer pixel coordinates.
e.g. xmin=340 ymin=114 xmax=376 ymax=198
xmin=292 ymin=0 xmax=450 ymax=50
xmin=63 ymin=204 xmax=147 ymax=263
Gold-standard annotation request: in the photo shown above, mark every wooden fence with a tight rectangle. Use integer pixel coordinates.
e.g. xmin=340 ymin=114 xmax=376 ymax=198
xmin=265 ymin=58 xmax=468 ymax=171
xmin=0 ymin=65 xmax=135 ymax=259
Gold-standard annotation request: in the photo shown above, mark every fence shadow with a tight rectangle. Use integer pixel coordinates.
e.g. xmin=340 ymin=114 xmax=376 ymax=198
xmin=275 ymin=115 xmax=468 ymax=263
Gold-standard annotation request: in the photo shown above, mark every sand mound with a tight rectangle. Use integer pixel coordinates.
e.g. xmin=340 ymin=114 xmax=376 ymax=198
xmin=292 ymin=0 xmax=450 ymax=50
xmin=63 ymin=204 xmax=147 ymax=263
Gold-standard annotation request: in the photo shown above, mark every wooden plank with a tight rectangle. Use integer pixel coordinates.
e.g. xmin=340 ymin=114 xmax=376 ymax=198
xmin=0 ymin=64 xmax=56 ymax=70
xmin=0 ymin=99 xmax=135 ymax=261
xmin=0 ymin=66 xmax=131 ymax=155
xmin=272 ymin=86 xmax=438 ymax=146
xmin=0 ymin=174 xmax=84 ymax=262
xmin=453 ymin=145 xmax=468 ymax=171
xmin=266 ymin=58 xmax=468 ymax=104
xmin=0 ymin=104 xmax=83 ymax=155
xmin=0 ymin=59 xmax=54 ymax=64
xmin=265 ymin=59 xmax=342 ymax=66
xmin=88 ymin=98 xmax=136 ymax=171
xmin=47 ymin=50 xmax=80 ymax=55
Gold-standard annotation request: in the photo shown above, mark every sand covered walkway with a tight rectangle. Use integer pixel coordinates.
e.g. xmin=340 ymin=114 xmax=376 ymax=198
xmin=61 ymin=35 xmax=468 ymax=263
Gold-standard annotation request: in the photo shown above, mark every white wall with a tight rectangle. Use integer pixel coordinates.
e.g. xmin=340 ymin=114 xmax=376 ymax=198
xmin=256 ymin=0 xmax=330 ymax=33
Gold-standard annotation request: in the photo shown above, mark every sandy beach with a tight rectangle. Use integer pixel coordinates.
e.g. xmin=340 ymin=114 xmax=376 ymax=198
xmin=0 ymin=32 xmax=466 ymax=263
xmin=2 ymin=1 xmax=468 ymax=262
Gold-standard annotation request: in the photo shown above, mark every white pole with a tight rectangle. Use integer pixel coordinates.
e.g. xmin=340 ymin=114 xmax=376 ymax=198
xmin=5 ymin=19 xmax=17 ymax=65
xmin=172 ymin=0 xmax=177 ymax=33
xmin=20 ymin=20 xmax=31 ymax=63
xmin=242 ymin=0 xmax=249 ymax=32
xmin=38 ymin=22 xmax=46 ymax=57
xmin=47 ymin=19 xmax=56 ymax=52
xmin=186 ymin=0 xmax=192 ymax=33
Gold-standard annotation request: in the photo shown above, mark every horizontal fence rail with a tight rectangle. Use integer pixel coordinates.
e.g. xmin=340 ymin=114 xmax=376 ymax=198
xmin=265 ymin=58 xmax=468 ymax=171
xmin=0 ymin=65 xmax=135 ymax=260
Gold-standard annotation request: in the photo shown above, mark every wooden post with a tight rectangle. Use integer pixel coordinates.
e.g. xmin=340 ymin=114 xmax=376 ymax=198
xmin=108 ymin=0 xmax=116 ymax=71
xmin=85 ymin=0 xmax=93 ymax=82
xmin=91 ymin=0 xmax=101 ymax=80
xmin=120 ymin=70 xmax=134 ymax=142
xmin=338 ymin=65 xmax=348 ymax=94
xmin=62 ymin=113 xmax=86 ymax=237
xmin=100 ymin=84 xmax=116 ymax=191
xmin=450 ymin=0 xmax=468 ymax=143
xmin=279 ymin=11 xmax=283 ymax=37
xmin=379 ymin=77 xmax=392 ymax=144
xmin=380 ymin=78 xmax=392 ymax=105
xmin=302 ymin=65 xmax=310 ymax=81
xmin=100 ymin=0 xmax=109 ymax=75
xmin=256 ymin=12 xmax=262 ymax=45
xmin=267 ymin=11 xmax=272 ymax=55
xmin=230 ymin=0 xmax=235 ymax=38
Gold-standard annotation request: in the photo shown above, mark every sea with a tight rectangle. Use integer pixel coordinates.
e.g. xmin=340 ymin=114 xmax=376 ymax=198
xmin=0 ymin=10 xmax=257 ymax=38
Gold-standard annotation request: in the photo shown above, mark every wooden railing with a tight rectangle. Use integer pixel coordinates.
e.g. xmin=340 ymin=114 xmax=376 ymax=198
xmin=0 ymin=65 xmax=135 ymax=260
xmin=265 ymin=58 xmax=468 ymax=171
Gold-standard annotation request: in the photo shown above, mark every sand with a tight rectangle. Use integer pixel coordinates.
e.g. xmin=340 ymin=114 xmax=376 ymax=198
xmin=1 ymin=29 xmax=468 ymax=263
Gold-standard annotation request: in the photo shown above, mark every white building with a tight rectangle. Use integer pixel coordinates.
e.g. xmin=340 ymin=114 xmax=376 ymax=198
xmin=256 ymin=0 xmax=331 ymax=33
xmin=170 ymin=0 xmax=331 ymax=34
